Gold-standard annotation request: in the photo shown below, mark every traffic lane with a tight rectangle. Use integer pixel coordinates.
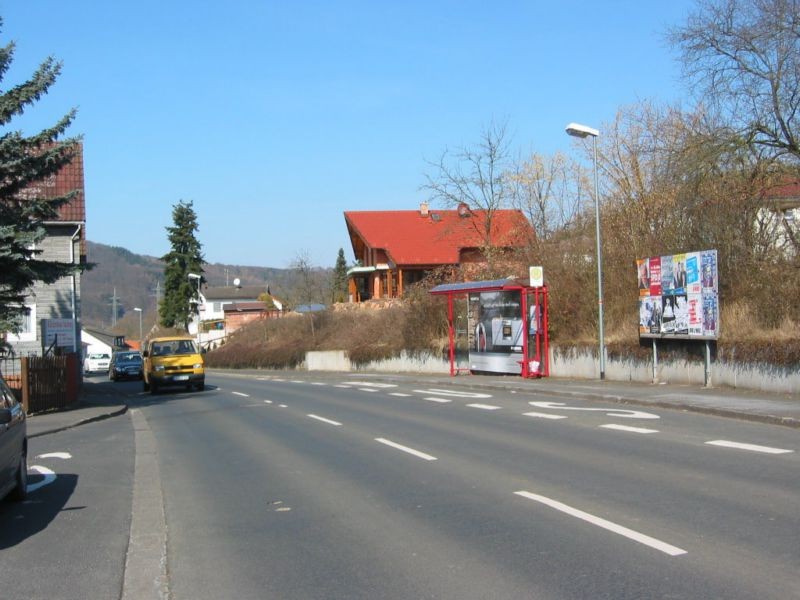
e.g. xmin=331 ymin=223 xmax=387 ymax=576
xmin=145 ymin=391 xmax=542 ymax=600
xmin=211 ymin=375 xmax=799 ymax=584
xmin=213 ymin=372 xmax=800 ymax=455
xmin=155 ymin=384 xmax=795 ymax=599
xmin=0 ymin=414 xmax=134 ymax=600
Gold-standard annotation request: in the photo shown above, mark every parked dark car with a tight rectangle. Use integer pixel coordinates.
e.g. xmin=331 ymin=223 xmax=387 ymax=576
xmin=108 ymin=351 xmax=144 ymax=381
xmin=0 ymin=374 xmax=27 ymax=502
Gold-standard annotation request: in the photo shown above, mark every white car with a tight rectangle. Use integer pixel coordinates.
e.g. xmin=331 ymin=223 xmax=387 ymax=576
xmin=84 ymin=352 xmax=111 ymax=374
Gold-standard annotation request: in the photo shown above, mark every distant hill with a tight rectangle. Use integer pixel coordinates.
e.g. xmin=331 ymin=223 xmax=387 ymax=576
xmin=82 ymin=241 xmax=301 ymax=329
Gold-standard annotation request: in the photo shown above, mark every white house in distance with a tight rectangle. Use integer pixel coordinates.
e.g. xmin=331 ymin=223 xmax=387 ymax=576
xmin=189 ymin=280 xmax=283 ymax=350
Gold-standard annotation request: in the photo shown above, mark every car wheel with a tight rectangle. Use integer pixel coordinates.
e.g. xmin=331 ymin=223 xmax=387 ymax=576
xmin=9 ymin=448 xmax=28 ymax=502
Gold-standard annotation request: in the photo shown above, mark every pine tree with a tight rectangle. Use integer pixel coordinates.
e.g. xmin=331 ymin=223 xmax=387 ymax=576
xmin=331 ymin=247 xmax=349 ymax=303
xmin=0 ymin=21 xmax=83 ymax=338
xmin=159 ymin=200 xmax=204 ymax=330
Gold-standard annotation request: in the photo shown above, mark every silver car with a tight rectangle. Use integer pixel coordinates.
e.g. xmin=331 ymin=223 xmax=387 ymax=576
xmin=0 ymin=374 xmax=27 ymax=502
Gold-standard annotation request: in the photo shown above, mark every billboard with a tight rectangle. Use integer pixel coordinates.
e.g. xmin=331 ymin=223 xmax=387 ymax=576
xmin=468 ymin=290 xmax=524 ymax=374
xmin=637 ymin=249 xmax=719 ymax=340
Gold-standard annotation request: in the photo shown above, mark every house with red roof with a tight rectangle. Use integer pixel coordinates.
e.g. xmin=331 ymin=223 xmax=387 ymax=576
xmin=343 ymin=203 xmax=533 ymax=302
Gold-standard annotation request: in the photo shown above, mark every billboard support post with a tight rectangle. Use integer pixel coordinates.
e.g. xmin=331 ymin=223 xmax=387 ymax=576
xmin=652 ymin=338 xmax=658 ymax=383
xmin=704 ymin=340 xmax=712 ymax=388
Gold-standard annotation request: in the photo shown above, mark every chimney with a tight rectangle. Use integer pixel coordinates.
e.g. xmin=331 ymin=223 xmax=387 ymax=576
xmin=420 ymin=202 xmax=429 ymax=217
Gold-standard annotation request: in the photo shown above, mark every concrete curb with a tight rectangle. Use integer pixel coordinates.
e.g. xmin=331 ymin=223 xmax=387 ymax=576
xmin=28 ymin=404 xmax=129 ymax=439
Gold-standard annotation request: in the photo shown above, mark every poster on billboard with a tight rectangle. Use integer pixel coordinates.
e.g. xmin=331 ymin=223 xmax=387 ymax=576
xmin=638 ymin=249 xmax=719 ymax=340
xmin=468 ymin=290 xmax=524 ymax=374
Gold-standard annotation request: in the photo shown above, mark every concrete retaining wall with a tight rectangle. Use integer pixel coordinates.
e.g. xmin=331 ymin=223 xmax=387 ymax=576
xmin=305 ymin=348 xmax=800 ymax=395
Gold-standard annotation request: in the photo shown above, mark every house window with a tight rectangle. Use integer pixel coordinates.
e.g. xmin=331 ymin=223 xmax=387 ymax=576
xmin=213 ymin=302 xmax=222 ymax=312
xmin=7 ymin=304 xmax=37 ymax=342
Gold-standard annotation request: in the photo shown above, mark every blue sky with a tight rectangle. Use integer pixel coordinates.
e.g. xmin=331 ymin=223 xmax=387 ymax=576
xmin=3 ymin=1 xmax=695 ymax=269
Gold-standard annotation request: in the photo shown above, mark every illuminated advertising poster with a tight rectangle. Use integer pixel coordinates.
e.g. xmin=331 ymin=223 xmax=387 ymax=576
xmin=468 ymin=290 xmax=524 ymax=374
xmin=637 ymin=249 xmax=719 ymax=339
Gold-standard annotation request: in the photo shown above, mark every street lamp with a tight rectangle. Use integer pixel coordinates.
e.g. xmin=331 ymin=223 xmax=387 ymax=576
xmin=187 ymin=273 xmax=202 ymax=350
xmin=133 ymin=307 xmax=143 ymax=346
xmin=565 ymin=122 xmax=605 ymax=380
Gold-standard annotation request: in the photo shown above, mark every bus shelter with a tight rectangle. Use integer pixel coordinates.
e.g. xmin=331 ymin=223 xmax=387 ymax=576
xmin=429 ymin=278 xmax=549 ymax=378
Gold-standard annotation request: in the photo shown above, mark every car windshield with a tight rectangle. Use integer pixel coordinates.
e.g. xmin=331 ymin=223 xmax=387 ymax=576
xmin=90 ymin=353 xmax=110 ymax=360
xmin=117 ymin=353 xmax=142 ymax=363
xmin=152 ymin=340 xmax=197 ymax=356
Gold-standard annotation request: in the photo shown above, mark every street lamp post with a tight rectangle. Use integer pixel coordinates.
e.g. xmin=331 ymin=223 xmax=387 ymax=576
xmin=133 ymin=307 xmax=143 ymax=346
xmin=187 ymin=273 xmax=202 ymax=351
xmin=565 ymin=122 xmax=605 ymax=380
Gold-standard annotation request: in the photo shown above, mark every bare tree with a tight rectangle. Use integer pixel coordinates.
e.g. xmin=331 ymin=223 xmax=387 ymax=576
xmin=422 ymin=120 xmax=515 ymax=246
xmin=509 ymin=151 xmax=587 ymax=242
xmin=669 ymin=0 xmax=800 ymax=162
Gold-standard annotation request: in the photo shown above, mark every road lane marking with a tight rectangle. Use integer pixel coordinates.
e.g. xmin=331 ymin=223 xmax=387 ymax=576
xmin=263 ymin=400 xmax=273 ymax=404
xmin=390 ymin=392 xmax=412 ymax=397
xmin=424 ymin=397 xmax=452 ymax=403
xmin=232 ymin=392 xmax=250 ymax=397
xmin=311 ymin=382 xmax=326 ymax=386
xmin=414 ymin=388 xmax=492 ymax=398
xmin=26 ymin=465 xmax=57 ymax=493
xmin=279 ymin=404 xmax=288 ymax=408
xmin=523 ymin=412 xmax=568 ymax=420
xmin=705 ymin=440 xmax=794 ymax=454
xmin=36 ymin=452 xmax=72 ymax=460
xmin=334 ymin=385 xmax=352 ymax=388
xmin=467 ymin=403 xmax=502 ymax=410
xmin=307 ymin=414 xmax=342 ymax=426
xmin=528 ymin=401 xmax=660 ymax=420
xmin=359 ymin=388 xmax=379 ymax=393
xmin=343 ymin=382 xmax=397 ymax=388
xmin=514 ymin=491 xmax=687 ymax=557
xmin=290 ymin=380 xmax=304 ymax=384
xmin=601 ymin=424 xmax=659 ymax=434
xmin=375 ymin=438 xmax=437 ymax=461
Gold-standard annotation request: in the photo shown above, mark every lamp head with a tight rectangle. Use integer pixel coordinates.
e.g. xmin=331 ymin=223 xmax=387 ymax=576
xmin=187 ymin=273 xmax=201 ymax=280
xmin=565 ymin=122 xmax=599 ymax=138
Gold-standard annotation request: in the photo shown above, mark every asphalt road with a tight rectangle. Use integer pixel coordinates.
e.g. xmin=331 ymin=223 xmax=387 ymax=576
xmin=1 ymin=372 xmax=797 ymax=599
xmin=153 ymin=373 xmax=798 ymax=599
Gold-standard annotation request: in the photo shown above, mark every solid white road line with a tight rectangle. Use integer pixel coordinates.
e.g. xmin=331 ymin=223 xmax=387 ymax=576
xmin=424 ymin=397 xmax=452 ymax=403
xmin=232 ymin=392 xmax=250 ymax=397
xmin=414 ymin=388 xmax=492 ymax=398
xmin=601 ymin=424 xmax=659 ymax=434
xmin=467 ymin=403 xmax=502 ymax=410
xmin=307 ymin=414 xmax=342 ymax=426
xmin=523 ymin=412 xmax=568 ymax=420
xmin=374 ymin=438 xmax=437 ymax=461
xmin=705 ymin=440 xmax=794 ymax=454
xmin=344 ymin=382 xmax=397 ymax=388
xmin=514 ymin=491 xmax=688 ymax=557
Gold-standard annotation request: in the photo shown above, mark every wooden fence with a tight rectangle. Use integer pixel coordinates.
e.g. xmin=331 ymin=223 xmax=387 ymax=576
xmin=19 ymin=353 xmax=79 ymax=414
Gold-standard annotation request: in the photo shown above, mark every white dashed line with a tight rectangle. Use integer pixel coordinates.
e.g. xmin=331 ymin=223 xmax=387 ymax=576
xmin=374 ymin=438 xmax=437 ymax=461
xmin=514 ymin=491 xmax=687 ymax=557
xmin=705 ymin=440 xmax=793 ymax=454
xmin=601 ymin=424 xmax=659 ymax=434
xmin=467 ymin=403 xmax=502 ymax=411
xmin=232 ymin=392 xmax=250 ymax=398
xmin=523 ymin=412 xmax=567 ymax=420
xmin=311 ymin=382 xmax=326 ymax=386
xmin=424 ymin=397 xmax=452 ymax=403
xmin=263 ymin=400 xmax=273 ymax=404
xmin=359 ymin=388 xmax=379 ymax=393
xmin=307 ymin=414 xmax=342 ymax=426
xmin=390 ymin=393 xmax=412 ymax=397
xmin=334 ymin=385 xmax=352 ymax=389
xmin=414 ymin=388 xmax=492 ymax=399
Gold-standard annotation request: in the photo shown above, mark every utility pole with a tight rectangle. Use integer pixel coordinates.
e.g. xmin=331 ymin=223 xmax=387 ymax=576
xmin=110 ymin=287 xmax=121 ymax=327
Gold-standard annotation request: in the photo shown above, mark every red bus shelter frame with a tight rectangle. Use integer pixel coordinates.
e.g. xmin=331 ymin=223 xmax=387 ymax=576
xmin=429 ymin=278 xmax=549 ymax=378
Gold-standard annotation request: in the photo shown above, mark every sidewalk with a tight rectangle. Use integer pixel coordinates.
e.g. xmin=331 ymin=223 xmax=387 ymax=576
xmin=26 ymin=379 xmax=129 ymax=438
xmin=25 ymin=371 xmax=800 ymax=437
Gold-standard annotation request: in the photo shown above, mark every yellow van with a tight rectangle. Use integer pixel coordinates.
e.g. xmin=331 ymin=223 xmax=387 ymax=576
xmin=142 ymin=336 xmax=205 ymax=394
